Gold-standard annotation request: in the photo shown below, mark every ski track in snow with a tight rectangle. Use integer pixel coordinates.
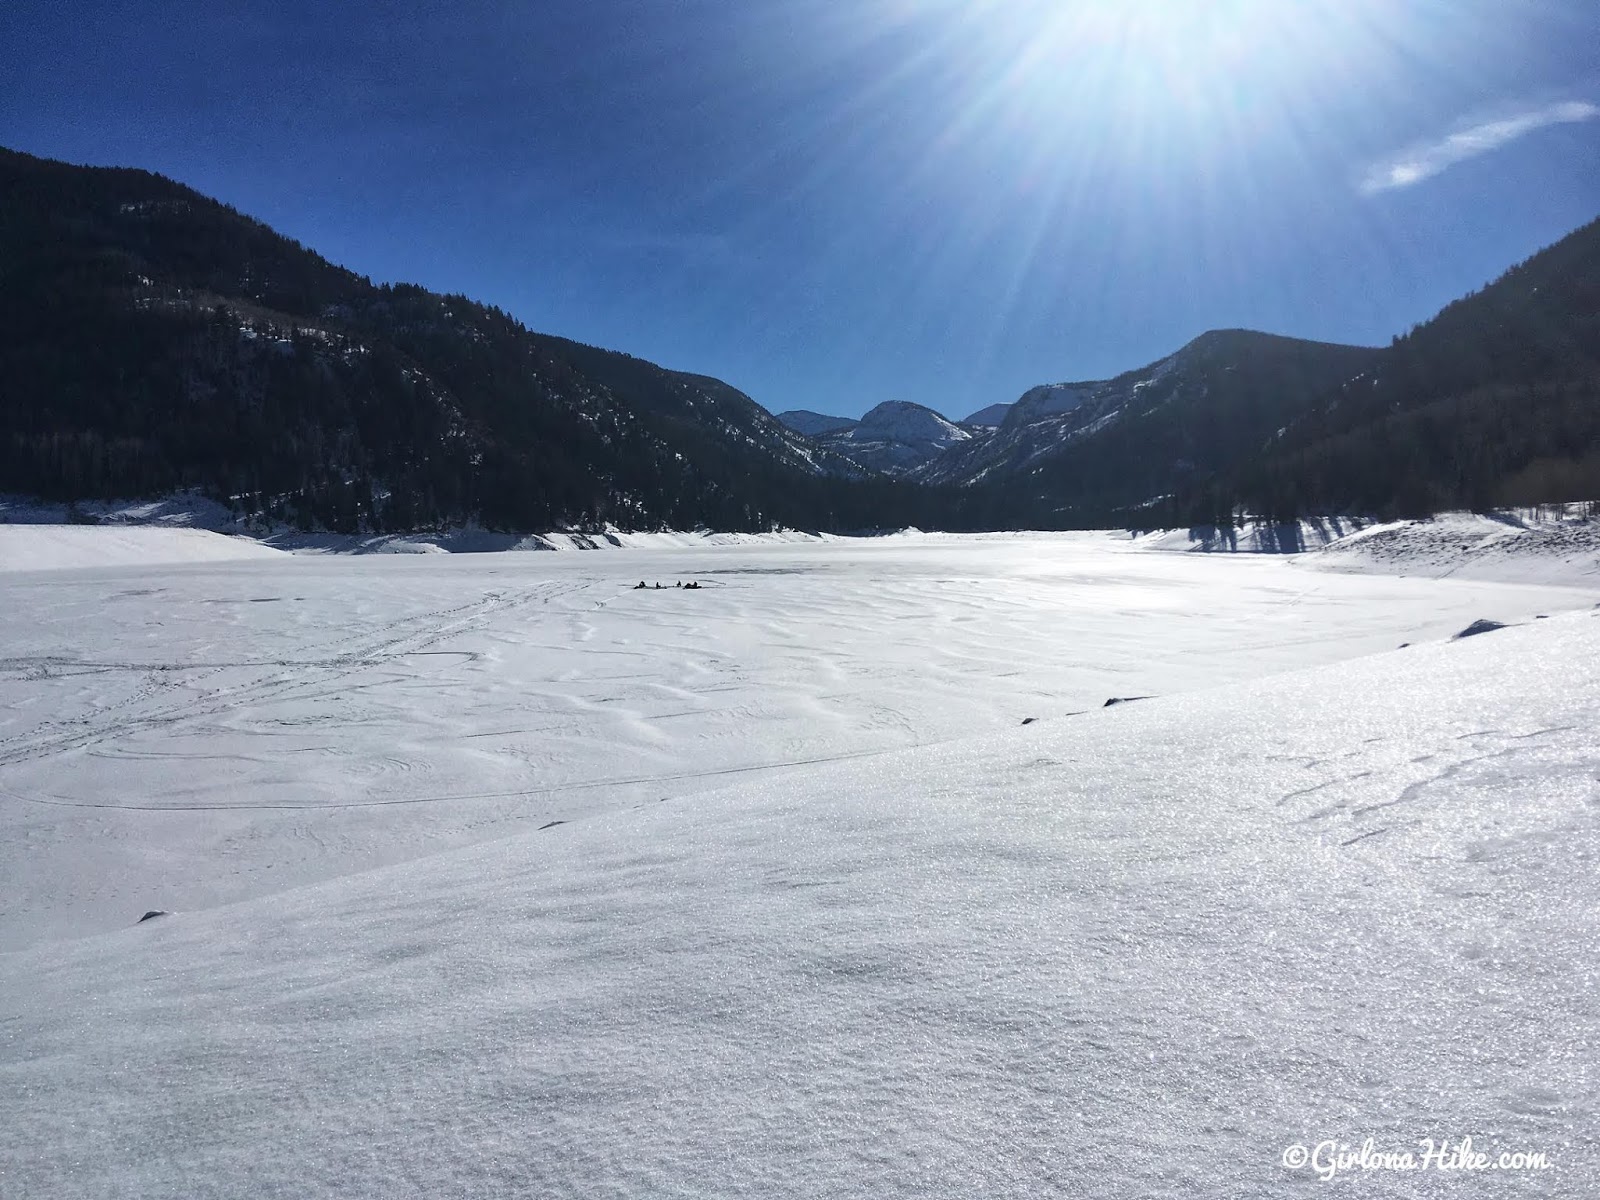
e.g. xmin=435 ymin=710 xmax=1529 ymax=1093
xmin=1 ymin=530 xmax=1598 ymax=1197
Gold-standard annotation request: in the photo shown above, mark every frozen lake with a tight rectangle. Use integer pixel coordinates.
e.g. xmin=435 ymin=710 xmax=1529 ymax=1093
xmin=1 ymin=531 xmax=1591 ymax=950
xmin=4 ymin=529 xmax=1598 ymax=1197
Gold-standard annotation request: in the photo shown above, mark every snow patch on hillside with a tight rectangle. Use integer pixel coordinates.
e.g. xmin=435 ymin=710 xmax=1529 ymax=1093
xmin=0 ymin=492 xmax=240 ymax=530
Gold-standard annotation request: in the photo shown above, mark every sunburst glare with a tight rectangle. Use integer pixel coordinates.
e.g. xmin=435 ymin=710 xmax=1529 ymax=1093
xmin=766 ymin=0 xmax=1469 ymax=369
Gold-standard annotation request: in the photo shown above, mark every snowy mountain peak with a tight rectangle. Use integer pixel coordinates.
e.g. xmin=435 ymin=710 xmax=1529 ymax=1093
xmin=778 ymin=400 xmax=973 ymax=477
xmin=850 ymin=401 xmax=969 ymax=447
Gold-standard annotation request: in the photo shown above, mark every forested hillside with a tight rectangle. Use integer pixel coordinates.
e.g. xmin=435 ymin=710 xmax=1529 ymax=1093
xmin=0 ymin=148 xmax=997 ymax=533
xmin=934 ymin=331 xmax=1379 ymax=525
xmin=3 ymin=146 xmax=1597 ymax=533
xmin=1166 ymin=218 xmax=1600 ymax=524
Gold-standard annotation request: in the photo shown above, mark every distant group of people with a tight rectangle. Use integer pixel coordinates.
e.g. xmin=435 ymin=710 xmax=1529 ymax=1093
xmin=634 ymin=580 xmax=701 ymax=590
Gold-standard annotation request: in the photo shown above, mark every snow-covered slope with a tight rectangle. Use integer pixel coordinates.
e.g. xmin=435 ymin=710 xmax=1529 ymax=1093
xmin=1312 ymin=507 xmax=1600 ymax=585
xmin=817 ymin=400 xmax=973 ymax=475
xmin=5 ymin=598 xmax=1596 ymax=1197
xmin=0 ymin=525 xmax=285 ymax=571
xmin=850 ymin=399 xmax=968 ymax=445
xmin=1126 ymin=506 xmax=1600 ymax=585
xmin=1130 ymin=516 xmax=1377 ymax=555
xmin=0 ymin=493 xmax=242 ymax=530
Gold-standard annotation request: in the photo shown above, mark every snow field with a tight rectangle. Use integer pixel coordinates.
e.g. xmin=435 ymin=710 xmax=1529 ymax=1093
xmin=3 ymin=602 xmax=1597 ymax=1197
xmin=0 ymin=525 xmax=285 ymax=571
xmin=2 ymin=534 xmax=1591 ymax=950
xmin=1 ymin=529 xmax=1597 ymax=1197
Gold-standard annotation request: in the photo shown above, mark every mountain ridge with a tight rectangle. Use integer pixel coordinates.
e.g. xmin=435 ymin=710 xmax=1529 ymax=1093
xmin=775 ymin=399 xmax=972 ymax=477
xmin=916 ymin=331 xmax=1379 ymax=514
xmin=1213 ymin=216 xmax=1600 ymax=521
xmin=0 ymin=146 xmax=976 ymax=534
xmin=4 ymin=145 xmax=1597 ymax=531
xmin=774 ymin=410 xmax=858 ymax=438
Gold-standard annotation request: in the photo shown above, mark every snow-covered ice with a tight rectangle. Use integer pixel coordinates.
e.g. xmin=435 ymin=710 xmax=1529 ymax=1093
xmin=3 ymin=531 xmax=1591 ymax=950
xmin=0 ymin=524 xmax=285 ymax=572
xmin=2 ymin=530 xmax=1597 ymax=1196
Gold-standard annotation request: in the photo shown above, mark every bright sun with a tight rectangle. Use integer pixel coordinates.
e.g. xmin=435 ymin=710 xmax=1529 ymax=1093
xmin=869 ymin=0 xmax=1354 ymax=130
xmin=857 ymin=0 xmax=1382 ymax=186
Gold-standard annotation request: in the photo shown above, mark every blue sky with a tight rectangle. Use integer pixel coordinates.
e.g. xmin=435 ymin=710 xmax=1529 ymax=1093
xmin=3 ymin=1 xmax=1598 ymax=420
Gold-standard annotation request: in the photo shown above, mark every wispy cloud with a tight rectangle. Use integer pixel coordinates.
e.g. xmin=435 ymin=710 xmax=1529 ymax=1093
xmin=1360 ymin=100 xmax=1599 ymax=195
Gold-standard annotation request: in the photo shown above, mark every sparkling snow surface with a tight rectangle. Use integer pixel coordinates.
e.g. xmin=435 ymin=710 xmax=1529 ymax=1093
xmin=3 ymin=532 xmax=1598 ymax=1197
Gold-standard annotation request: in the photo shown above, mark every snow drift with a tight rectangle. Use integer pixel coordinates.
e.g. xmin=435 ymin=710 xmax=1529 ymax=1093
xmin=0 ymin=525 xmax=285 ymax=572
xmin=3 ymin=602 xmax=1597 ymax=1197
